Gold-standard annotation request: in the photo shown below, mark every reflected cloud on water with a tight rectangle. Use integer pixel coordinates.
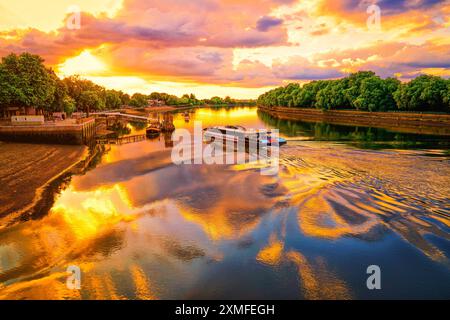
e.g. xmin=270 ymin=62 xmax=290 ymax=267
xmin=0 ymin=107 xmax=449 ymax=299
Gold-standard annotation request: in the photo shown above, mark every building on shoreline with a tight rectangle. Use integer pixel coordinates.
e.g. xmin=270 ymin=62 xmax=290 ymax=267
xmin=2 ymin=106 xmax=39 ymax=119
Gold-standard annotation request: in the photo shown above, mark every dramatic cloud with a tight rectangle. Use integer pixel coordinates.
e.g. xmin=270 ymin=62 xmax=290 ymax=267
xmin=256 ymin=16 xmax=284 ymax=32
xmin=313 ymin=41 xmax=450 ymax=79
xmin=339 ymin=0 xmax=446 ymax=15
xmin=273 ymin=56 xmax=344 ymax=80
xmin=0 ymin=0 xmax=449 ymax=97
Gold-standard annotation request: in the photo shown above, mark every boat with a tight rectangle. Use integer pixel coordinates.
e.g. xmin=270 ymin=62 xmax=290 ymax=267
xmin=203 ymin=125 xmax=287 ymax=147
xmin=146 ymin=126 xmax=161 ymax=138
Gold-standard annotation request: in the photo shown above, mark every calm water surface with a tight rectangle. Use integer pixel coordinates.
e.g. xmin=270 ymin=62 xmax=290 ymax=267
xmin=1 ymin=107 xmax=449 ymax=299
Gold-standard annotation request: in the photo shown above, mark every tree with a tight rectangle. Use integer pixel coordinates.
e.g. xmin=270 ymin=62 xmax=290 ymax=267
xmin=394 ymin=75 xmax=448 ymax=112
xmin=0 ymin=53 xmax=56 ymax=113
xmin=224 ymin=96 xmax=233 ymax=104
xmin=352 ymin=76 xmax=399 ymax=111
xmin=189 ymin=93 xmax=199 ymax=105
xmin=105 ymin=90 xmax=122 ymax=109
xmin=344 ymin=71 xmax=376 ymax=107
xmin=258 ymin=71 xmax=448 ymax=113
xmin=443 ymin=80 xmax=450 ymax=111
xmin=316 ymin=79 xmax=349 ymax=110
xmin=209 ymin=96 xmax=224 ymax=105
xmin=62 ymin=96 xmax=76 ymax=115
xmin=119 ymin=92 xmax=131 ymax=106
xmin=129 ymin=93 xmax=148 ymax=108
xmin=63 ymin=75 xmax=106 ymax=111
xmin=149 ymin=92 xmax=163 ymax=100
xmin=179 ymin=94 xmax=190 ymax=105
xmin=78 ymin=91 xmax=104 ymax=115
xmin=49 ymin=73 xmax=69 ymax=113
xmin=296 ymin=80 xmax=329 ymax=108
xmin=0 ymin=62 xmax=14 ymax=116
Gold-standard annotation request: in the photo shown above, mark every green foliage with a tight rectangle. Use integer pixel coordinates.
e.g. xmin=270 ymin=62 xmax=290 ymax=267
xmin=0 ymin=53 xmax=56 ymax=110
xmin=129 ymin=93 xmax=148 ymax=108
xmin=105 ymin=90 xmax=123 ymax=109
xmin=316 ymin=79 xmax=349 ymax=110
xmin=49 ymin=73 xmax=69 ymax=112
xmin=393 ymin=75 xmax=448 ymax=112
xmin=353 ymin=76 xmax=399 ymax=111
xmin=258 ymin=71 xmax=448 ymax=113
xmin=158 ymin=92 xmax=202 ymax=106
xmin=0 ymin=52 xmax=256 ymax=116
xmin=78 ymin=90 xmax=105 ymax=114
xmin=62 ymin=96 xmax=76 ymax=115
xmin=443 ymin=80 xmax=450 ymax=110
xmin=63 ymin=75 xmax=106 ymax=112
xmin=209 ymin=96 xmax=225 ymax=105
xmin=119 ymin=92 xmax=131 ymax=106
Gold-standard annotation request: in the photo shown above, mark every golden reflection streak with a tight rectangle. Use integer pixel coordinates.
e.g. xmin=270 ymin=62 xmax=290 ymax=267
xmin=431 ymin=214 xmax=450 ymax=227
xmin=0 ymin=183 xmax=140 ymax=299
xmin=281 ymin=145 xmax=450 ymax=261
xmin=298 ymin=192 xmax=378 ymax=240
xmin=177 ymin=205 xmax=262 ymax=241
xmin=256 ymin=234 xmax=284 ymax=266
xmin=0 ymin=271 xmax=81 ymax=300
xmin=130 ymin=265 xmax=156 ymax=300
xmin=287 ymin=251 xmax=351 ymax=300
xmin=175 ymin=166 xmax=281 ymax=241
xmin=51 ymin=184 xmax=136 ymax=240
xmin=82 ymin=272 xmax=126 ymax=300
xmin=173 ymin=107 xmax=261 ymax=130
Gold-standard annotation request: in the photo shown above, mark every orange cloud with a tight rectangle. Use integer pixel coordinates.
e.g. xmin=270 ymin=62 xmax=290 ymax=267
xmin=0 ymin=0 xmax=449 ymax=96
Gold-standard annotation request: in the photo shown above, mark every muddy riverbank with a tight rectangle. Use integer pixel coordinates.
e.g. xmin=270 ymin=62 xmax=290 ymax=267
xmin=0 ymin=106 xmax=449 ymax=299
xmin=0 ymin=142 xmax=92 ymax=227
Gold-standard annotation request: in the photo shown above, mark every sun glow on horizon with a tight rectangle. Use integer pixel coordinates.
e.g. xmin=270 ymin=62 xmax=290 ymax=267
xmin=9 ymin=0 xmax=445 ymax=99
xmin=57 ymin=50 xmax=107 ymax=78
xmin=64 ymin=74 xmax=274 ymax=99
xmin=55 ymin=49 xmax=274 ymax=98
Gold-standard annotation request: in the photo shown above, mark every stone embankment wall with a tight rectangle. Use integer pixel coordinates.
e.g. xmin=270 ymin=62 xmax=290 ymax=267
xmin=0 ymin=118 xmax=96 ymax=145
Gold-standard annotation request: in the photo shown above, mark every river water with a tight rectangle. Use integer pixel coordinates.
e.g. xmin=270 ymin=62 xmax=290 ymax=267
xmin=0 ymin=106 xmax=449 ymax=299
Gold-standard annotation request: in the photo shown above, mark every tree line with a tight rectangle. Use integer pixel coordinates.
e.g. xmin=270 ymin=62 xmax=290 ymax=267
xmin=257 ymin=71 xmax=450 ymax=113
xmin=147 ymin=92 xmax=251 ymax=107
xmin=0 ymin=52 xmax=247 ymax=117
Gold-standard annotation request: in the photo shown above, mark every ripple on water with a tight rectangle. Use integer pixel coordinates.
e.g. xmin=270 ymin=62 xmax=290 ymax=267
xmin=278 ymin=143 xmax=450 ymax=262
xmin=0 ymin=138 xmax=449 ymax=299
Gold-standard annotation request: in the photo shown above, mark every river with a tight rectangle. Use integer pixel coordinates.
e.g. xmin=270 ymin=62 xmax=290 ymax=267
xmin=0 ymin=106 xmax=449 ymax=299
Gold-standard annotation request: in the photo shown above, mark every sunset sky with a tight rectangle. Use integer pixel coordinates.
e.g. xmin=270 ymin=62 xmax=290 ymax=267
xmin=0 ymin=0 xmax=449 ymax=98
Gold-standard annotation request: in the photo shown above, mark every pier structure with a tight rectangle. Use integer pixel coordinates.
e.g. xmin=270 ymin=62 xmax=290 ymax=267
xmin=96 ymin=134 xmax=146 ymax=145
xmin=0 ymin=118 xmax=96 ymax=145
xmin=92 ymin=112 xmax=157 ymax=123
xmin=0 ymin=110 xmax=176 ymax=145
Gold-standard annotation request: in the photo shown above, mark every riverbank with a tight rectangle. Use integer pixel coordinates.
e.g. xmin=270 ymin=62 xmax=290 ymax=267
xmin=259 ymin=106 xmax=450 ymax=136
xmin=0 ymin=142 xmax=94 ymax=228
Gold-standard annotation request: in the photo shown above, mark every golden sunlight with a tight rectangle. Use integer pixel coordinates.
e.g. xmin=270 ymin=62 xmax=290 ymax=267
xmin=58 ymin=50 xmax=107 ymax=77
xmin=0 ymin=0 xmax=123 ymax=32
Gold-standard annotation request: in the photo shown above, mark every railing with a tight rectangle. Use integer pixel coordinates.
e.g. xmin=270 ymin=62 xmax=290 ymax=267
xmin=92 ymin=112 xmax=150 ymax=121
xmin=96 ymin=134 xmax=146 ymax=145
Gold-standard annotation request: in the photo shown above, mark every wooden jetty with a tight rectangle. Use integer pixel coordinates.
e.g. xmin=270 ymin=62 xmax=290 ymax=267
xmin=92 ymin=112 xmax=157 ymax=123
xmin=96 ymin=134 xmax=146 ymax=145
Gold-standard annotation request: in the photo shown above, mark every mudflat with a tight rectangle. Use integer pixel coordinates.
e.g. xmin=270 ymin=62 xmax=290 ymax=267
xmin=0 ymin=142 xmax=87 ymax=223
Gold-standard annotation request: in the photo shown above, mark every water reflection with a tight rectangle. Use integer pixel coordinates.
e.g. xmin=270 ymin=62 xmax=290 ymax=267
xmin=258 ymin=110 xmax=450 ymax=150
xmin=0 ymin=107 xmax=449 ymax=299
